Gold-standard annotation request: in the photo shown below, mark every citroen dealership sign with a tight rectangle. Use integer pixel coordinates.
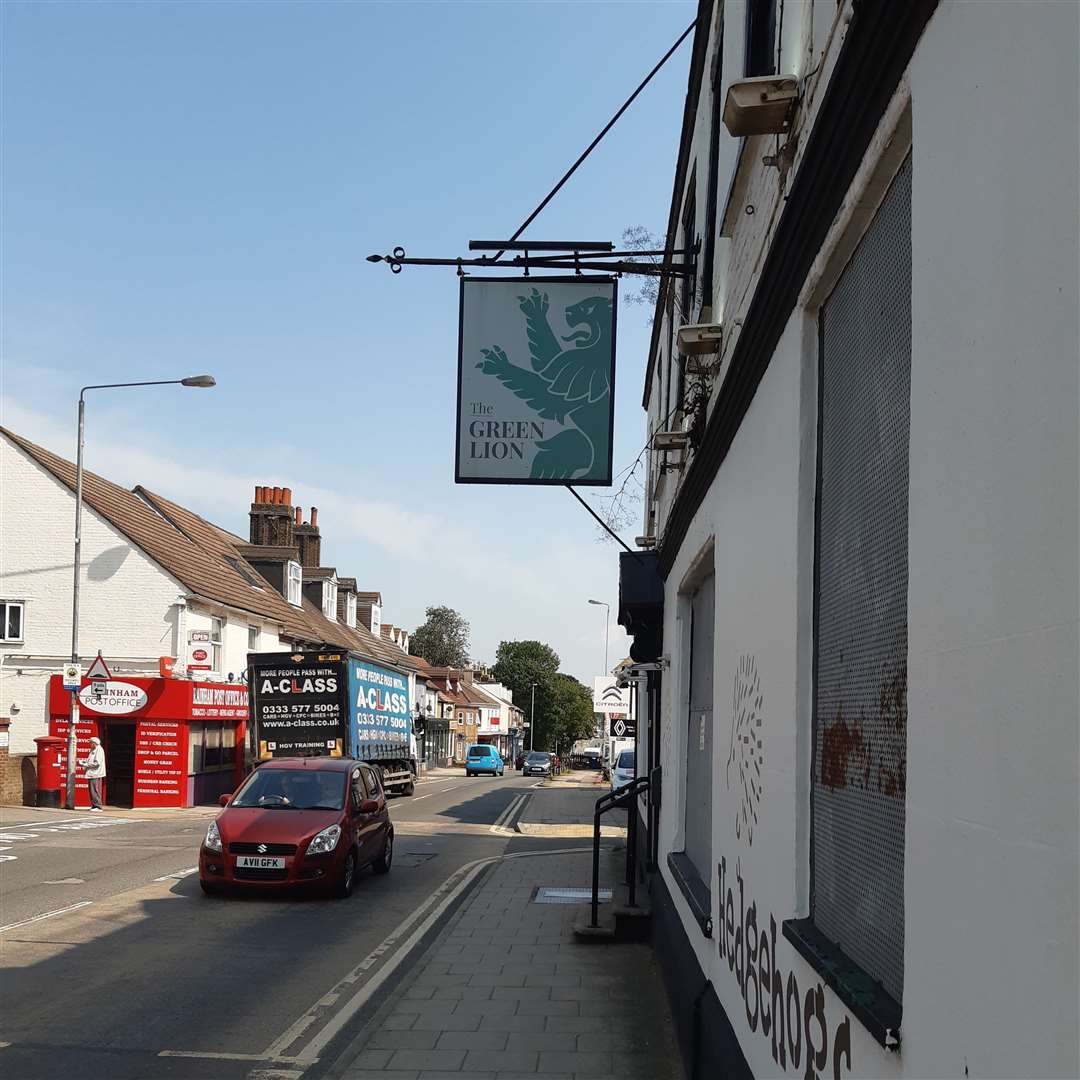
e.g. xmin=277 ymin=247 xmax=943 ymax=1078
xmin=456 ymin=277 xmax=617 ymax=485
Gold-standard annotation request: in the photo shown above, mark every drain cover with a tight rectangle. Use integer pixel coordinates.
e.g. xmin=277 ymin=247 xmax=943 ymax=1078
xmin=534 ymin=886 xmax=612 ymax=905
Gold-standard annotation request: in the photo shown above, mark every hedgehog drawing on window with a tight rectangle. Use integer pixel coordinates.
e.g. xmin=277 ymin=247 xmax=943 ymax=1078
xmin=728 ymin=654 xmax=764 ymax=845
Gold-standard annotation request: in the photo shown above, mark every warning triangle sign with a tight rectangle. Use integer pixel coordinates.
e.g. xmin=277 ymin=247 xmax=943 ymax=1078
xmin=85 ymin=653 xmax=112 ymax=681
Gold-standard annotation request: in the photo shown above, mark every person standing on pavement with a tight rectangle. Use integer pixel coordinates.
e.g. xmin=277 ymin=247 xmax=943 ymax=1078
xmin=79 ymin=736 xmax=106 ymax=811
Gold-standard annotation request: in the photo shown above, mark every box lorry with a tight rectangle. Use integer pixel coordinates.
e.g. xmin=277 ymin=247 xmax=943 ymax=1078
xmin=247 ymin=650 xmax=418 ymax=796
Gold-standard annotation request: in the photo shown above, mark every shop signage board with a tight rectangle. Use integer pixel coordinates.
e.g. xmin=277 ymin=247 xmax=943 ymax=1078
xmin=456 ymin=277 xmax=617 ymax=486
xmin=134 ymin=720 xmax=184 ymax=807
xmin=62 ymin=662 xmax=82 ymax=691
xmin=187 ymin=631 xmax=213 ymax=673
xmin=610 ymin=716 xmax=636 ymax=738
xmin=592 ymin=676 xmax=630 ymax=714
xmin=248 ymin=652 xmax=349 ymax=757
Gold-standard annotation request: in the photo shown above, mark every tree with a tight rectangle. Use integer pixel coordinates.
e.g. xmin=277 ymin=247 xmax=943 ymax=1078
xmin=545 ymin=673 xmax=597 ymax=752
xmin=411 ymin=606 xmax=470 ymax=668
xmin=492 ymin=640 xmax=560 ymax=748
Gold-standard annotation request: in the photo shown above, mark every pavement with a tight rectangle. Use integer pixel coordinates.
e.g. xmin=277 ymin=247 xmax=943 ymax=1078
xmin=321 ymin=847 xmax=680 ymax=1080
xmin=0 ymin=770 xmax=675 ymax=1080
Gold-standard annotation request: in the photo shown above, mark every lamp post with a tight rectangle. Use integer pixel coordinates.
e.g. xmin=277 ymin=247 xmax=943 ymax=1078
xmin=529 ymin=682 xmax=537 ymax=752
xmin=66 ymin=375 xmax=216 ymax=810
xmin=588 ymin=599 xmax=610 ymax=673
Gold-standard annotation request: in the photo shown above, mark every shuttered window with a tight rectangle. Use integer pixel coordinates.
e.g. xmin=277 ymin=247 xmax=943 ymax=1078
xmin=812 ymin=155 xmax=912 ymax=1005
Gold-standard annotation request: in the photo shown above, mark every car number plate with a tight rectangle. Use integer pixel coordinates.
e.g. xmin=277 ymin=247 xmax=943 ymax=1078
xmin=235 ymin=855 xmax=285 ymax=869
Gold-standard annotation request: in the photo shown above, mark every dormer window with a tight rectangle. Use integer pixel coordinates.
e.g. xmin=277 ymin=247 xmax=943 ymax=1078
xmin=322 ymin=580 xmax=338 ymax=620
xmin=287 ymin=561 xmax=302 ymax=607
xmin=346 ymin=592 xmax=357 ymax=627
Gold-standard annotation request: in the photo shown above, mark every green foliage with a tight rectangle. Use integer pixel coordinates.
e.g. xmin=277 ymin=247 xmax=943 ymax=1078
xmin=492 ymin=641 xmax=594 ymax=752
xmin=410 ymin=605 xmax=471 ymax=668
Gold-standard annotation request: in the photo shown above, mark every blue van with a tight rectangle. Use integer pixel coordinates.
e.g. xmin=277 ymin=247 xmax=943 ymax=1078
xmin=465 ymin=744 xmax=504 ymax=777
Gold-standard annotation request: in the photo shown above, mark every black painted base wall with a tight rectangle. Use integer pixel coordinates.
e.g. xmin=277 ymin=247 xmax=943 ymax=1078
xmin=651 ymin=870 xmax=752 ymax=1080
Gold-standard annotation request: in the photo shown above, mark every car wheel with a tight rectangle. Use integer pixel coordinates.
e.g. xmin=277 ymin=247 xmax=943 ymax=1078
xmin=199 ymin=880 xmax=222 ymax=897
xmin=373 ymin=830 xmax=393 ymax=875
xmin=403 ymin=781 xmax=415 ymax=796
xmin=335 ymin=848 xmax=358 ymax=899
xmin=466 ymin=770 xmax=473 ymax=777
xmin=499 ymin=768 xmax=504 ymax=777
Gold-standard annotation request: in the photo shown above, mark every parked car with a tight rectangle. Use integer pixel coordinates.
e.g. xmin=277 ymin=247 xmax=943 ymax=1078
xmin=610 ymin=749 xmax=636 ymax=794
xmin=522 ymin=751 xmax=553 ymax=778
xmin=465 ymin=744 xmax=504 ymax=777
xmin=199 ymin=756 xmax=393 ymax=899
xmin=514 ymin=752 xmax=527 ymax=770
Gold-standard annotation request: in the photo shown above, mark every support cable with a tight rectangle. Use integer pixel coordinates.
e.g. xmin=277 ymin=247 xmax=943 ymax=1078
xmin=494 ymin=15 xmax=699 ymax=261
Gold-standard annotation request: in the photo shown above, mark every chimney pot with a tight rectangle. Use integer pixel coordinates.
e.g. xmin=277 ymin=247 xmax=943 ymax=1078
xmin=272 ymin=486 xmax=282 ymax=504
xmin=254 ymin=485 xmax=262 ymax=503
xmin=310 ymin=507 xmax=318 ymax=527
xmin=295 ymin=506 xmax=302 ymax=525
xmin=282 ymin=487 xmax=292 ymax=506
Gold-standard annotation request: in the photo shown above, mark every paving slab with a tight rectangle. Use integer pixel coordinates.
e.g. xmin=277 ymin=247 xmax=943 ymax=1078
xmin=327 ymin=846 xmax=682 ymax=1079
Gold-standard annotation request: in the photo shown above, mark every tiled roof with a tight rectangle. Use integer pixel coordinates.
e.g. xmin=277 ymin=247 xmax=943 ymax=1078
xmin=303 ymin=567 xmax=337 ymax=580
xmin=356 ymin=591 xmax=382 ymax=603
xmin=337 ymin=577 xmax=358 ymax=591
xmin=2 ymin=427 xmax=415 ymax=672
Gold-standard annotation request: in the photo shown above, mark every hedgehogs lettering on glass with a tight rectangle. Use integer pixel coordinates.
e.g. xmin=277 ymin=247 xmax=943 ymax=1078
xmin=728 ymin=654 xmax=764 ymax=845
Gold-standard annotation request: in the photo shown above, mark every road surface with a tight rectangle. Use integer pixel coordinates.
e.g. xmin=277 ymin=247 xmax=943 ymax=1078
xmin=0 ymin=771 xmax=561 ymax=1079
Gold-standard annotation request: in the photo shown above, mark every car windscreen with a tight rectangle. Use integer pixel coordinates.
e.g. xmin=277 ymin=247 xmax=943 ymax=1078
xmin=617 ymin=751 xmax=635 ymax=769
xmin=231 ymin=768 xmax=346 ymax=810
xmin=526 ymin=753 xmax=550 ymax=763
xmin=467 ymin=747 xmax=489 ymax=758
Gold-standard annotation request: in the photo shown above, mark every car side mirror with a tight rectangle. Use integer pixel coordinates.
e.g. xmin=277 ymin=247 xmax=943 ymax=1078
xmin=218 ymin=794 xmax=231 ymax=807
xmin=359 ymin=799 xmax=379 ymax=814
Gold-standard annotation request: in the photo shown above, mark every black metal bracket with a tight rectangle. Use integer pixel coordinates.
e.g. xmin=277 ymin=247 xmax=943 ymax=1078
xmin=366 ymin=242 xmax=697 ymax=279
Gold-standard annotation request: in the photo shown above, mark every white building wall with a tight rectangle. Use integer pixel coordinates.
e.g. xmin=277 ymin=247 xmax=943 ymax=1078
xmin=0 ymin=438 xmax=185 ymax=754
xmin=648 ymin=2 xmax=1078 ymax=1078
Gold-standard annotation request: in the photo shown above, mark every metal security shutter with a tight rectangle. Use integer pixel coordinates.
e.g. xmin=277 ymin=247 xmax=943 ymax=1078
xmin=813 ymin=155 xmax=912 ymax=1004
xmin=684 ymin=572 xmax=715 ymax=882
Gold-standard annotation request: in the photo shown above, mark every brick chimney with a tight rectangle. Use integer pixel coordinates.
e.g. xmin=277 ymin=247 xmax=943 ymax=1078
xmin=295 ymin=506 xmax=321 ymax=568
xmin=249 ymin=485 xmax=294 ymax=547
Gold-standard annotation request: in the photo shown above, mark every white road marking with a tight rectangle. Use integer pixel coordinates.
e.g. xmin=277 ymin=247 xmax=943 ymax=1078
xmin=42 ymin=878 xmax=86 ymax=885
xmin=489 ymin=792 xmax=529 ymax=835
xmin=410 ymin=782 xmax=465 ymax=802
xmin=270 ymin=844 xmax=592 ymax=1069
xmin=0 ymin=900 xmax=93 ymax=935
xmin=154 ymin=867 xmax=198 ymax=882
xmin=158 ymin=1051 xmax=307 ymax=1063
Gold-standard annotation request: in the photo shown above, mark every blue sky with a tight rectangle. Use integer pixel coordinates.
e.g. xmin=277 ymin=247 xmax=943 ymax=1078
xmin=1 ymin=0 xmax=692 ymax=683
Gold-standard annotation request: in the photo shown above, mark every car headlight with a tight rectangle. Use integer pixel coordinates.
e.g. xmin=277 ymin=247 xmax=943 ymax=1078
xmin=204 ymin=820 xmax=223 ymax=854
xmin=307 ymin=824 xmax=342 ymax=855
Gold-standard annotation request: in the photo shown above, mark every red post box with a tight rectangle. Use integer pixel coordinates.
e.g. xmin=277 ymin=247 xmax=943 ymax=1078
xmin=34 ymin=735 xmax=67 ymax=808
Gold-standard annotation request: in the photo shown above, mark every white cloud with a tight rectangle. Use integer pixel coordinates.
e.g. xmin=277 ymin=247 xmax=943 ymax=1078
xmin=1 ymin=395 xmax=629 ymax=681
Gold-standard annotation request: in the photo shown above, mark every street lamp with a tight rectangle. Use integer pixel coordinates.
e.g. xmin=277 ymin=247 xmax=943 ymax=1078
xmin=66 ymin=375 xmax=216 ymax=809
xmin=529 ymin=681 xmax=537 ymax=753
xmin=588 ymin=599 xmax=610 ymax=673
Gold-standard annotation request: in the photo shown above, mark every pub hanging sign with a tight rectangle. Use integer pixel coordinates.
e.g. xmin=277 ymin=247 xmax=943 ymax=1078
xmin=456 ymin=276 xmax=617 ymax=486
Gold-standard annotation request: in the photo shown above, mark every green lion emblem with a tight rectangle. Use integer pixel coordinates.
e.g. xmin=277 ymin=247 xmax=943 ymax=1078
xmin=476 ymin=288 xmax=613 ymax=480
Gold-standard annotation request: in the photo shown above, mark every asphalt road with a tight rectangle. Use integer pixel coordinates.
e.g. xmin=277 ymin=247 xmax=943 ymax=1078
xmin=0 ymin=771 xmax=550 ymax=1080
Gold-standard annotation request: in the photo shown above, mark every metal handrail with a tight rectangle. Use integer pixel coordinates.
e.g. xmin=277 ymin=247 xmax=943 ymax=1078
xmin=589 ymin=776 xmax=651 ymax=928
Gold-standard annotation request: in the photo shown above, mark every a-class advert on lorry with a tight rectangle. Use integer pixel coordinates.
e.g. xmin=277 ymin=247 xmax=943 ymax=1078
xmin=248 ymin=651 xmax=418 ymax=796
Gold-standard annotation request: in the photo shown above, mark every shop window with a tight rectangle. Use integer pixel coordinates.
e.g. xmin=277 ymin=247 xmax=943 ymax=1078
xmin=247 ymin=625 xmax=259 ymax=652
xmin=683 ymin=570 xmax=714 ymax=884
xmin=810 ymin=155 xmax=912 ymax=1006
xmin=0 ymin=601 xmax=24 ymax=642
xmin=188 ymin=724 xmax=204 ymax=773
xmin=210 ymin=617 xmax=223 ymax=673
xmin=203 ymin=722 xmax=222 ymax=768
xmin=287 ymin=561 xmax=303 ymax=606
xmin=222 ymin=722 xmax=236 ymax=766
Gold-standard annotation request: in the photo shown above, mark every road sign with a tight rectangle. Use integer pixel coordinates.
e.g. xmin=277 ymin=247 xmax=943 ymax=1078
xmin=85 ymin=653 xmax=112 ymax=681
xmin=609 ymin=717 xmax=636 ymax=738
xmin=61 ymin=663 xmax=82 ymax=691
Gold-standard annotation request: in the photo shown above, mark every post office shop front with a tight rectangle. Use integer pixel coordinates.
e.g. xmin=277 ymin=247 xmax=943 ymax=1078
xmin=48 ymin=676 xmax=248 ymax=808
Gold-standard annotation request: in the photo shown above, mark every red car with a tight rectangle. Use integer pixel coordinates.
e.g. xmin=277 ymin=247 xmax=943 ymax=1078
xmin=199 ymin=757 xmax=393 ymax=898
